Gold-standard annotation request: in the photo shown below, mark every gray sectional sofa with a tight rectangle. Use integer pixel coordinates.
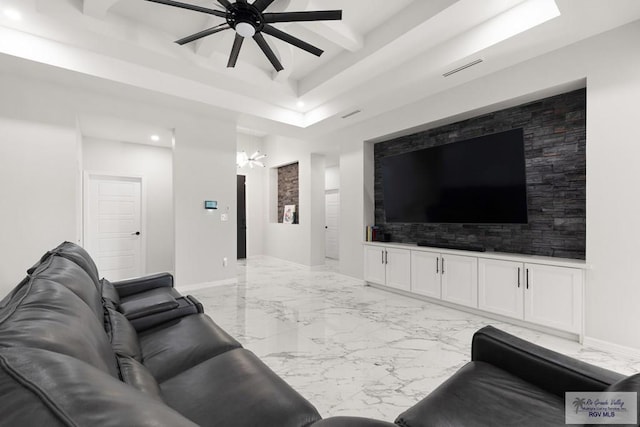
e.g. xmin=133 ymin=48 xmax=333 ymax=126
xmin=0 ymin=242 xmax=393 ymax=427
xmin=2 ymin=241 xmax=638 ymax=427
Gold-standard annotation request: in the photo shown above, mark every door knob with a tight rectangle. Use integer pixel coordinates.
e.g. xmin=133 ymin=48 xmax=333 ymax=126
xmin=132 ymin=231 xmax=140 ymax=236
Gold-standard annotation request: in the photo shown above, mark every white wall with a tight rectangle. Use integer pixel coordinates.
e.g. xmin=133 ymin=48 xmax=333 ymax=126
xmin=237 ymin=134 xmax=266 ymax=257
xmin=0 ymin=118 xmax=79 ymax=294
xmin=82 ymin=137 xmax=174 ymax=274
xmin=325 ymin=166 xmax=340 ymax=191
xmin=310 ymin=21 xmax=640 ymax=350
xmin=263 ymin=136 xmax=325 ymax=266
xmin=0 ymin=70 xmax=238 ymax=292
xmin=584 ymin=24 xmax=640 ymax=350
xmin=173 ymin=120 xmax=237 ymax=286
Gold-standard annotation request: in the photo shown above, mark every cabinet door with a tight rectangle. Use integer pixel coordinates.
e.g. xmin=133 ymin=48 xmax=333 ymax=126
xmin=364 ymin=246 xmax=386 ymax=285
xmin=524 ymin=264 xmax=583 ymax=333
xmin=441 ymin=254 xmax=478 ymax=308
xmin=411 ymin=251 xmax=441 ymax=298
xmin=478 ymin=259 xmax=524 ymax=319
xmin=385 ymin=248 xmax=411 ymax=291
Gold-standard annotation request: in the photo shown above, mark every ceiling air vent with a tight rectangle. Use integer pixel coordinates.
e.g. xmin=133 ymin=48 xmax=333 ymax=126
xmin=341 ymin=109 xmax=362 ymax=119
xmin=443 ymin=59 xmax=483 ymax=77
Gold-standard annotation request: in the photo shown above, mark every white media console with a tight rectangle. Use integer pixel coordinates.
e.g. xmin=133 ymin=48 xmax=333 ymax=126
xmin=363 ymin=242 xmax=587 ymax=341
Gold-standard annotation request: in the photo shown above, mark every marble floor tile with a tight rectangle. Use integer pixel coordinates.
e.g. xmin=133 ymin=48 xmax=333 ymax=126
xmin=190 ymin=256 xmax=639 ymax=422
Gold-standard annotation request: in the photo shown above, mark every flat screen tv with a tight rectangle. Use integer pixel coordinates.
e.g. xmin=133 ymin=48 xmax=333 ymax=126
xmin=381 ymin=128 xmax=528 ymax=224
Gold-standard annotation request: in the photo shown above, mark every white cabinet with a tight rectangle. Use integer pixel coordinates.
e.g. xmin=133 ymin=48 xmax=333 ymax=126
xmin=411 ymin=251 xmax=441 ymax=298
xmin=411 ymin=251 xmax=477 ymax=307
xmin=385 ymin=248 xmax=411 ymax=291
xmin=364 ymin=245 xmax=386 ymax=285
xmin=364 ymin=243 xmax=585 ymax=337
xmin=478 ymin=259 xmax=583 ymax=334
xmin=524 ymin=264 xmax=583 ymax=334
xmin=440 ymin=254 xmax=478 ymax=308
xmin=478 ymin=259 xmax=524 ymax=319
xmin=364 ymin=245 xmax=410 ymax=291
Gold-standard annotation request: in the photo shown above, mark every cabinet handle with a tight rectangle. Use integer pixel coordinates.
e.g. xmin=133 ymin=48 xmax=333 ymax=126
xmin=385 ymin=250 xmax=388 ymax=265
xmin=381 ymin=250 xmax=384 ymax=264
xmin=517 ymin=267 xmax=521 ymax=288
xmin=441 ymin=257 xmax=445 ymax=274
xmin=526 ymin=268 xmax=529 ymax=289
xmin=436 ymin=257 xmax=439 ymax=273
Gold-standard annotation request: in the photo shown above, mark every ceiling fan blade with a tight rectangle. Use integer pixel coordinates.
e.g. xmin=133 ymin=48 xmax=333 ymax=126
xmin=263 ymin=10 xmax=342 ymax=24
xmin=252 ymin=0 xmax=276 ymax=12
xmin=227 ymin=34 xmax=244 ymax=68
xmin=253 ymin=32 xmax=283 ymax=72
xmin=262 ymin=25 xmax=323 ymax=57
xmin=144 ymin=0 xmax=226 ymax=18
xmin=175 ymin=24 xmax=229 ymax=45
xmin=217 ymin=0 xmax=232 ymax=9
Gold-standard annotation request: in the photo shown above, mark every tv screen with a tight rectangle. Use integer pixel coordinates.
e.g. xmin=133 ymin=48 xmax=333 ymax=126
xmin=381 ymin=128 xmax=528 ymax=224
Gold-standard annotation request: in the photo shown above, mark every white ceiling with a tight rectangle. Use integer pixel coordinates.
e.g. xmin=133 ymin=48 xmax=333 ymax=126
xmin=1 ymin=0 xmax=640 ymax=144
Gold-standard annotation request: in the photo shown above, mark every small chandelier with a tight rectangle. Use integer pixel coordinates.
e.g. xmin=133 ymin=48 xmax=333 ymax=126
xmin=237 ymin=150 xmax=267 ymax=168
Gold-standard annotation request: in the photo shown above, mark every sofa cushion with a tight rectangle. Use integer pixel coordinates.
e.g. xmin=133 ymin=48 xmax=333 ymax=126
xmin=138 ymin=314 xmax=241 ymax=382
xmin=0 ymin=347 xmax=197 ymax=427
xmin=105 ymin=308 xmax=141 ymax=361
xmin=0 ymin=277 xmax=119 ymax=378
xmin=32 ymin=254 xmax=104 ymax=320
xmin=119 ymin=288 xmax=180 ymax=320
xmin=101 ymin=278 xmax=121 ymax=306
xmin=49 ymin=241 xmax=101 ymax=288
xmin=117 ymin=355 xmax=164 ymax=402
xmin=395 ymin=361 xmax=566 ymax=427
xmin=160 ymin=348 xmax=322 ymax=427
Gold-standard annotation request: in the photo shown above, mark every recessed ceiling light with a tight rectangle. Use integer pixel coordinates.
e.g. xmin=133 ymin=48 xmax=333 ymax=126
xmin=150 ymin=135 xmax=160 ymax=142
xmin=3 ymin=8 xmax=22 ymax=21
xmin=296 ymin=101 xmax=305 ymax=108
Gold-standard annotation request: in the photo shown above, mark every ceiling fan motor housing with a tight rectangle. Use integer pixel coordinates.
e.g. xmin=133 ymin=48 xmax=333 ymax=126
xmin=227 ymin=2 xmax=264 ymax=35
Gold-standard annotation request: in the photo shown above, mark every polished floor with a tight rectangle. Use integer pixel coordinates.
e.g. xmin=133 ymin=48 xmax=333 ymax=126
xmin=190 ymin=256 xmax=639 ymax=422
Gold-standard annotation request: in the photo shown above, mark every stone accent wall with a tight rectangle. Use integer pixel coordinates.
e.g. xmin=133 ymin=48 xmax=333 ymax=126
xmin=278 ymin=162 xmax=299 ymax=224
xmin=374 ymin=89 xmax=586 ymax=259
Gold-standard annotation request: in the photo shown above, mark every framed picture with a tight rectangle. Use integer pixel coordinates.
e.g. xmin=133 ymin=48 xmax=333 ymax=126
xmin=283 ymin=204 xmax=296 ymax=224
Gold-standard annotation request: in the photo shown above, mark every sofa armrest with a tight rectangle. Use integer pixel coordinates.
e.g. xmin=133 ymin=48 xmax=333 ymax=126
xmin=111 ymin=273 xmax=174 ymax=298
xmin=471 ymin=325 xmax=624 ymax=397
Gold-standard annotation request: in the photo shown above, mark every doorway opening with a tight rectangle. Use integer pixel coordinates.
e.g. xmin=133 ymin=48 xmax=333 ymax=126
xmin=237 ymin=175 xmax=247 ymax=259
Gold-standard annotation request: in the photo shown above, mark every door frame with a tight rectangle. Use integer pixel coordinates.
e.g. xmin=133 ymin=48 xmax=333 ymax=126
xmin=82 ymin=171 xmax=147 ymax=276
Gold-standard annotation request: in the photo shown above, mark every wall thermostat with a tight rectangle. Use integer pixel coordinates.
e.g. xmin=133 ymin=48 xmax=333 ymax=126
xmin=204 ymin=200 xmax=218 ymax=210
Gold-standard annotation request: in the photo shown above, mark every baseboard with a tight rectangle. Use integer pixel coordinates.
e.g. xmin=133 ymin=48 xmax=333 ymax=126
xmin=366 ymin=282 xmax=579 ymax=342
xmin=583 ymin=336 xmax=640 ymax=359
xmin=178 ymin=278 xmax=238 ymax=293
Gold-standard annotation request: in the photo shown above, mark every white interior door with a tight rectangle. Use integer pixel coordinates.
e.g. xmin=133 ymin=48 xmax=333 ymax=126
xmin=325 ymin=192 xmax=340 ymax=259
xmin=85 ymin=174 xmax=143 ymax=281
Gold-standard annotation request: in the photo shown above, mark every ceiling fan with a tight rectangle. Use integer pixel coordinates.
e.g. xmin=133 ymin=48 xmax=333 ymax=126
xmin=145 ymin=0 xmax=343 ymax=72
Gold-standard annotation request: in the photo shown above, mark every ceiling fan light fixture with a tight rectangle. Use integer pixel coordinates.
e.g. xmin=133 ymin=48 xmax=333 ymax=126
xmin=235 ymin=21 xmax=256 ymax=38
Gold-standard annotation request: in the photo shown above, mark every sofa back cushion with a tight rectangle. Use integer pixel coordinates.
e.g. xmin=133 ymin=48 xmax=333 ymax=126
xmin=49 ymin=241 xmax=101 ymax=288
xmin=0 ymin=347 xmax=196 ymax=427
xmin=0 ymin=275 xmax=118 ymax=377
xmin=101 ymin=278 xmax=121 ymax=307
xmin=105 ymin=307 xmax=141 ymax=361
xmin=31 ymin=255 xmax=104 ymax=320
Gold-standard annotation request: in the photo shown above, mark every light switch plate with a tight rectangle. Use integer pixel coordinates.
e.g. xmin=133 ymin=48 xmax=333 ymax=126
xmin=221 ymin=213 xmax=229 ymax=222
